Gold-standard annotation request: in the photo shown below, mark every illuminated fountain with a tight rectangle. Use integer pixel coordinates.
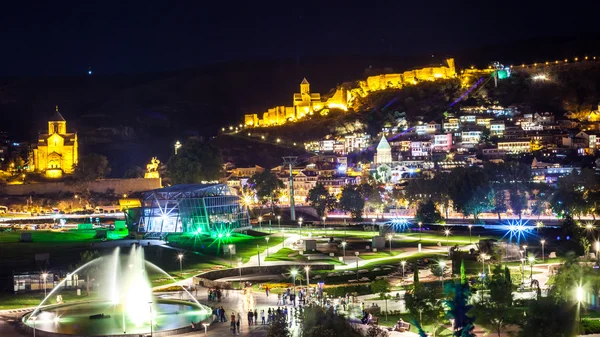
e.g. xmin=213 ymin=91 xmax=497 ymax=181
xmin=23 ymin=246 xmax=211 ymax=336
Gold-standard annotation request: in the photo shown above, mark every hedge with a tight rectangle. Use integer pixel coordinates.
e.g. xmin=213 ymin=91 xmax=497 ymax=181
xmin=581 ymin=319 xmax=600 ymax=335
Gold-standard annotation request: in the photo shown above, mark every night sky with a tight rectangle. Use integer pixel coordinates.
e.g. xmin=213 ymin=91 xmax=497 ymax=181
xmin=1 ymin=1 xmax=599 ymax=76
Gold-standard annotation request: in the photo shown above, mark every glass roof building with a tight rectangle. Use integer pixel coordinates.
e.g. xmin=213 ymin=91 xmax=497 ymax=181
xmin=139 ymin=184 xmax=250 ymax=234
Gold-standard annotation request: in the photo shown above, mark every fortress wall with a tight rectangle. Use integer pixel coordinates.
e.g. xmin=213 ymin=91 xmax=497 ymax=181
xmin=3 ymin=178 xmax=162 ymax=196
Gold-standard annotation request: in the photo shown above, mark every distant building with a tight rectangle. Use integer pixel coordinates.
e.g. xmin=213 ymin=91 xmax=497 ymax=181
xmin=375 ymin=135 xmax=392 ymax=164
xmin=32 ymin=106 xmax=78 ymax=178
xmin=497 ymin=140 xmax=532 ymax=153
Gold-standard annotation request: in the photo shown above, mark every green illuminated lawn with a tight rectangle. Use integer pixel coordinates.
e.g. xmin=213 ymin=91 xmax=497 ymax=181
xmin=0 ymin=289 xmax=100 ymax=310
xmin=264 ymin=248 xmax=297 ymax=262
xmin=166 ymin=232 xmax=284 ymax=263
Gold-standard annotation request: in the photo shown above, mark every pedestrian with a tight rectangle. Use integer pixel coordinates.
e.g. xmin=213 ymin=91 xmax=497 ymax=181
xmin=261 ymin=309 xmax=265 ymax=324
xmin=283 ymin=307 xmax=288 ymax=320
xmin=277 ymin=293 xmax=282 ymax=305
xmin=248 ymin=310 xmax=253 ymax=325
xmin=265 ymin=285 xmax=269 ymax=297
xmin=267 ymin=308 xmax=272 ymax=323
xmin=236 ymin=312 xmax=242 ymax=335
xmin=221 ymin=306 xmax=227 ymax=322
xmin=230 ymin=312 xmax=236 ymax=335
xmin=254 ymin=309 xmax=258 ymax=325
xmin=215 ymin=307 xmax=220 ymax=322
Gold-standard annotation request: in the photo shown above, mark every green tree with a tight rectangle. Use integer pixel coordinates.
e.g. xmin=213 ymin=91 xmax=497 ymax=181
xmin=460 ymin=260 xmax=467 ymax=285
xmin=492 ymin=189 xmax=507 ymax=220
xmin=301 ymin=306 xmax=362 ymax=337
xmin=248 ymin=170 xmax=284 ymax=215
xmin=447 ymin=167 xmax=493 ymax=221
xmin=509 ymin=188 xmax=527 ymax=219
xmin=444 ymin=282 xmax=475 ymax=337
xmin=405 ymin=284 xmax=445 ymax=336
xmin=473 ymin=264 xmax=514 ymax=336
xmin=413 ymin=263 xmax=420 ymax=286
xmin=339 ymin=185 xmax=365 ymax=220
xmin=371 ymin=279 xmax=390 ymax=294
xmin=307 ymin=183 xmax=336 ymax=218
xmin=73 ymin=250 xmax=100 ymax=296
xmin=73 ymin=154 xmax=111 ymax=182
xmin=166 ymin=137 xmax=223 ymax=184
xmin=267 ymin=314 xmax=290 ymax=337
xmin=415 ymin=199 xmax=444 ymax=224
xmin=518 ymin=296 xmax=577 ymax=337
xmin=548 ymin=252 xmax=583 ymax=302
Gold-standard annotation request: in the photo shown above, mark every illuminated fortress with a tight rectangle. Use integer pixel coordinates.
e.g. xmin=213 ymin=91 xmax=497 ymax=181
xmin=244 ymin=58 xmax=456 ymax=127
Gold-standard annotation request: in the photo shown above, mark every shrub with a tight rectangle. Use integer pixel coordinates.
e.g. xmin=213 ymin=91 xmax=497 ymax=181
xmin=582 ymin=319 xmax=600 ymax=334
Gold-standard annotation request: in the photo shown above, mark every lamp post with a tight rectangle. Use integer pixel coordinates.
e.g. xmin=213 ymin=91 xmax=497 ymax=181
xmin=444 ymin=229 xmax=450 ymax=246
xmin=265 ymin=237 xmax=270 ymax=257
xmin=237 ymin=261 xmax=243 ymax=288
xmin=305 ymin=266 xmax=310 ymax=287
xmin=520 ymin=258 xmax=525 ymax=285
xmin=439 ymin=261 xmax=446 ymax=288
xmin=386 ymin=234 xmax=393 ymax=255
xmin=177 ymin=253 xmax=184 ymax=274
xmin=256 ymin=245 xmax=261 ymax=268
xmin=258 ymin=216 xmax=263 ymax=230
xmin=528 ymin=256 xmax=534 ymax=280
xmin=355 ymin=251 xmax=360 ymax=281
xmin=228 ymin=244 xmax=233 ymax=267
xmin=299 ymin=217 xmax=303 ymax=236
xmin=577 ymin=286 xmax=584 ymax=329
xmin=341 ymin=241 xmax=347 ymax=261
xmin=522 ymin=245 xmax=528 ymax=256
xmin=468 ymin=225 xmax=472 ymax=243
xmin=418 ymin=222 xmax=422 ymax=240
xmin=41 ymin=272 xmax=48 ymax=298
xmin=322 ymin=216 xmax=326 ymax=230
xmin=149 ymin=302 xmax=153 ymax=337
xmin=291 ymin=269 xmax=297 ymax=294
xmin=401 ymin=261 xmax=406 ymax=278
xmin=277 ymin=215 xmax=281 ymax=231
xmin=541 ymin=239 xmax=546 ymax=263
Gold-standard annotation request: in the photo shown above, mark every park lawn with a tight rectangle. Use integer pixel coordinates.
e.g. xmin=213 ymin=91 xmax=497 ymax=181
xmin=360 ymin=252 xmax=399 ymax=260
xmin=0 ymin=289 xmax=100 ymax=310
xmin=166 ymin=232 xmax=284 ymax=263
xmin=265 ymin=248 xmax=297 ymax=262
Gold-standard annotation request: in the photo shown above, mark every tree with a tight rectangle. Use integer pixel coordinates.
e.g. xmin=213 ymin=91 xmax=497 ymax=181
xmin=307 ymin=183 xmax=336 ymax=218
xmin=248 ymin=170 xmax=284 ymax=215
xmin=371 ymin=279 xmax=391 ymax=294
xmin=73 ymin=250 xmax=100 ymax=296
xmin=166 ymin=137 xmax=223 ymax=184
xmin=444 ymin=282 xmax=475 ymax=337
xmin=548 ymin=252 xmax=583 ymax=302
xmin=472 ymin=264 xmax=513 ymax=337
xmin=73 ymin=154 xmax=110 ymax=182
xmin=509 ymin=188 xmax=527 ymax=219
xmin=460 ymin=260 xmax=467 ymax=285
xmin=301 ymin=306 xmax=362 ymax=337
xmin=447 ymin=167 xmax=493 ymax=221
xmin=267 ymin=314 xmax=290 ymax=337
xmin=123 ymin=166 xmax=145 ymax=178
xmin=491 ymin=189 xmax=507 ymax=220
xmin=413 ymin=262 xmax=420 ymax=286
xmin=518 ymin=296 xmax=577 ymax=337
xmin=339 ymin=185 xmax=365 ymax=220
xmin=415 ymin=199 xmax=444 ymax=224
xmin=405 ymin=284 xmax=445 ymax=336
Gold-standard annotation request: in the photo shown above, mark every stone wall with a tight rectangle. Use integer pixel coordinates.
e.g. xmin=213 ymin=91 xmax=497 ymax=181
xmin=3 ymin=178 xmax=162 ymax=196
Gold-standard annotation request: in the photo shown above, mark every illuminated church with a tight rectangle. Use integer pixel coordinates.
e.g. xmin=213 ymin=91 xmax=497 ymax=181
xmin=32 ymin=106 xmax=79 ymax=178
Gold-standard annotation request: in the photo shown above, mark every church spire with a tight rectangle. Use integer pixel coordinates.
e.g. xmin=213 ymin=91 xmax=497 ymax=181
xmin=49 ymin=105 xmax=66 ymax=122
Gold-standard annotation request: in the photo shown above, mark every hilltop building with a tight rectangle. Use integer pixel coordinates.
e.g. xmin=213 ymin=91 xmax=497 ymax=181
xmin=32 ymin=106 xmax=78 ymax=178
xmin=244 ymin=78 xmax=349 ymax=127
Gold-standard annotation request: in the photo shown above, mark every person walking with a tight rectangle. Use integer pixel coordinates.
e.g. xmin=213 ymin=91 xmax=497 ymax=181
xmin=261 ymin=309 xmax=265 ymax=324
xmin=236 ymin=312 xmax=242 ymax=335
xmin=265 ymin=285 xmax=269 ymax=297
xmin=248 ymin=310 xmax=253 ymax=325
xmin=230 ymin=312 xmax=236 ymax=335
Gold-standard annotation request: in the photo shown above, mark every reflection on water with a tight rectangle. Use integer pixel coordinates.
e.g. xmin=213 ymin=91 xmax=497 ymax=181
xmin=25 ymin=301 xmax=209 ymax=335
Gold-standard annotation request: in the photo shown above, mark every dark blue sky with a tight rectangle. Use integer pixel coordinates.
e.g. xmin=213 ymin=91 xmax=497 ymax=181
xmin=1 ymin=0 xmax=599 ymax=76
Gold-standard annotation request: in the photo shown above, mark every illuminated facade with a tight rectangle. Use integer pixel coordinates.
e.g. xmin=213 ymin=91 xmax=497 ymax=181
xmin=32 ymin=106 xmax=78 ymax=178
xmin=375 ymin=135 xmax=392 ymax=164
xmin=244 ymin=59 xmax=456 ymax=128
xmin=245 ymin=78 xmax=349 ymax=127
xmin=139 ymin=184 xmax=250 ymax=234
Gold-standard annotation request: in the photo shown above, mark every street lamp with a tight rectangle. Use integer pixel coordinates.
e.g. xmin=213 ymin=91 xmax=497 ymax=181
xmin=386 ymin=234 xmax=393 ymax=255
xmin=341 ymin=241 xmax=347 ymax=260
xmin=418 ymin=222 xmax=423 ymax=240
xmin=265 ymin=237 xmax=270 ymax=257
xmin=444 ymin=229 xmax=450 ymax=246
xmin=439 ymin=261 xmax=446 ymax=287
xmin=528 ymin=256 xmax=535 ymax=280
xmin=541 ymin=239 xmax=546 ymax=262
xmin=322 ymin=216 xmax=326 ymax=230
xmin=41 ymin=272 xmax=48 ymax=298
xmin=522 ymin=245 xmax=528 ymax=256
xmin=305 ymin=266 xmax=310 ymax=286
xmin=468 ymin=225 xmax=472 ymax=243
xmin=355 ymin=251 xmax=360 ymax=281
xmin=520 ymin=258 xmax=525 ymax=284
xmin=401 ymin=260 xmax=406 ymax=278
xmin=177 ymin=253 xmax=184 ymax=274
xmin=277 ymin=215 xmax=281 ymax=231
xmin=238 ymin=261 xmax=243 ymax=288
xmin=298 ymin=218 xmax=303 ymax=236
xmin=291 ymin=269 xmax=298 ymax=294
xmin=228 ymin=244 xmax=234 ymax=267
xmin=258 ymin=216 xmax=263 ymax=230
xmin=149 ymin=302 xmax=153 ymax=337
